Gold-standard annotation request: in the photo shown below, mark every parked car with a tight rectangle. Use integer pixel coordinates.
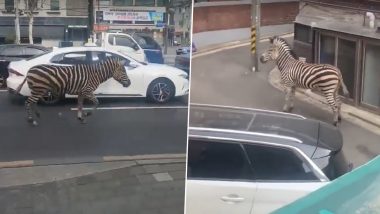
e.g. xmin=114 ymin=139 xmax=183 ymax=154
xmin=95 ymin=32 xmax=146 ymax=62
xmin=186 ymin=104 xmax=351 ymax=214
xmin=132 ymin=33 xmax=164 ymax=64
xmin=176 ymin=43 xmax=197 ymax=55
xmin=7 ymin=46 xmax=189 ymax=104
xmin=273 ymin=156 xmax=379 ymax=214
xmin=0 ymin=44 xmax=50 ymax=88
xmin=175 ymin=53 xmax=190 ymax=74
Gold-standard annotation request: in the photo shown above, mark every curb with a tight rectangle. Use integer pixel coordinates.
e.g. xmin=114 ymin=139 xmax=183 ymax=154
xmin=193 ymin=32 xmax=294 ymax=57
xmin=268 ymin=67 xmax=380 ymax=135
xmin=0 ymin=153 xmax=186 ymax=169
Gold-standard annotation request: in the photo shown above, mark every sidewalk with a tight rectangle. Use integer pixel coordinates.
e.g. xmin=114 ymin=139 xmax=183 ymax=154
xmin=164 ymin=46 xmax=178 ymax=66
xmin=193 ymin=24 xmax=294 ymax=50
xmin=0 ymin=155 xmax=186 ymax=214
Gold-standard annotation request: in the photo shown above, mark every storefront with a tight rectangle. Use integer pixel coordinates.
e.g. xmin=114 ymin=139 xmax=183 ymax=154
xmin=293 ymin=3 xmax=380 ymax=114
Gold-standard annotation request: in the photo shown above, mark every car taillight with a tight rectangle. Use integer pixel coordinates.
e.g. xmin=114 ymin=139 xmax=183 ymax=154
xmin=8 ymin=68 xmax=24 ymax=76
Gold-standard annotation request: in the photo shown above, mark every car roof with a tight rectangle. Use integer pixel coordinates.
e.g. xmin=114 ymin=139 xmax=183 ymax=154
xmin=189 ymin=104 xmax=343 ymax=157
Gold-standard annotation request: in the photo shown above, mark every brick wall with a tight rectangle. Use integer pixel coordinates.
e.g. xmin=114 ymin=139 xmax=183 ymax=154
xmin=193 ymin=2 xmax=299 ymax=33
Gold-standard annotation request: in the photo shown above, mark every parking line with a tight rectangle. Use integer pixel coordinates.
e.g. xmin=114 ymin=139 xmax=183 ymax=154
xmin=70 ymin=106 xmax=188 ymax=111
xmin=0 ymin=89 xmax=7 ymax=92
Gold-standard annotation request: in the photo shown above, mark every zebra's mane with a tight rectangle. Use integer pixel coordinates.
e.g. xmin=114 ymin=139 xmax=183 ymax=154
xmin=275 ymin=37 xmax=297 ymax=59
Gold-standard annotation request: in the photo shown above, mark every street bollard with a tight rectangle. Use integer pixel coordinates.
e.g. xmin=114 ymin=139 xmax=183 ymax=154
xmin=251 ymin=25 xmax=258 ymax=72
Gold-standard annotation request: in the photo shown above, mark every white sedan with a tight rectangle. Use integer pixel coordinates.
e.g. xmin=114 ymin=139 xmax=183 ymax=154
xmin=7 ymin=46 xmax=189 ymax=104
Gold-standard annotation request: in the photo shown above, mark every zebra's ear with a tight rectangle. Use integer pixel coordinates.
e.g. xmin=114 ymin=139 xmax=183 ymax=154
xmin=269 ymin=37 xmax=274 ymax=44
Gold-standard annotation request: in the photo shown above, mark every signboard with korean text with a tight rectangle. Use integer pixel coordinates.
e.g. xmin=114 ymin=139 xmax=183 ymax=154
xmin=102 ymin=11 xmax=164 ymax=22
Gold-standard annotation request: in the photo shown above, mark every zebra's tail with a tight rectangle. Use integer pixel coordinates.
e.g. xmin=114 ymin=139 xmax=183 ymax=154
xmin=15 ymin=77 xmax=27 ymax=94
xmin=340 ymin=78 xmax=349 ymax=97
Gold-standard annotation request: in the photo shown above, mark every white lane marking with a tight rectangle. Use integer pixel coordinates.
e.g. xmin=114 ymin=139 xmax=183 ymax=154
xmin=0 ymin=90 xmax=7 ymax=92
xmin=193 ymin=33 xmax=294 ymax=59
xmin=70 ymin=106 xmax=188 ymax=111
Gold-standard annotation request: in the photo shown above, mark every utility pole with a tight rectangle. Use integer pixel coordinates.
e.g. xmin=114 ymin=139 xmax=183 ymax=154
xmin=88 ymin=0 xmax=94 ymax=42
xmin=251 ymin=0 xmax=260 ymax=72
xmin=15 ymin=0 xmax=20 ymax=44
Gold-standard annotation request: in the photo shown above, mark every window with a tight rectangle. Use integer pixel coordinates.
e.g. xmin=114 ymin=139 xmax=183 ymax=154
xmin=337 ymin=38 xmax=356 ymax=98
xmin=362 ymin=43 xmax=380 ymax=108
xmin=68 ymin=28 xmax=87 ymax=42
xmin=133 ymin=35 xmax=160 ymax=49
xmin=5 ymin=0 xmax=14 ymax=11
xmin=135 ymin=0 xmax=155 ymax=6
xmin=244 ymin=144 xmax=319 ymax=181
xmin=51 ymin=52 xmax=90 ymax=65
xmin=50 ymin=0 xmax=59 ymax=10
xmin=157 ymin=0 xmax=165 ymax=6
xmin=294 ymin=23 xmax=311 ymax=44
xmin=187 ymin=139 xmax=253 ymax=180
xmin=319 ymin=34 xmax=335 ymax=65
xmin=115 ymin=35 xmax=137 ymax=49
xmin=113 ymin=0 xmax=133 ymax=6
xmin=0 ymin=46 xmax=23 ymax=56
xmin=24 ymin=48 xmax=46 ymax=56
xmin=91 ymin=51 xmax=130 ymax=65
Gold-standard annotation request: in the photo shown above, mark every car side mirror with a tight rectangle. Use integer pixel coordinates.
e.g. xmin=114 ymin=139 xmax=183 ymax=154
xmin=128 ymin=63 xmax=139 ymax=69
xmin=132 ymin=44 xmax=139 ymax=51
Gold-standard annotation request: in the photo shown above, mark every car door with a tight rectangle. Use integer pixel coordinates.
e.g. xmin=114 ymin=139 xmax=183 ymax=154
xmin=243 ymin=144 xmax=328 ymax=214
xmin=91 ymin=51 xmax=144 ymax=96
xmin=108 ymin=34 xmax=145 ymax=62
xmin=186 ymin=138 xmax=257 ymax=214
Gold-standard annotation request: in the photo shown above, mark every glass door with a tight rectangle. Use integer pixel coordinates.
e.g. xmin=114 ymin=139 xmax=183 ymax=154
xmin=362 ymin=42 xmax=380 ymax=110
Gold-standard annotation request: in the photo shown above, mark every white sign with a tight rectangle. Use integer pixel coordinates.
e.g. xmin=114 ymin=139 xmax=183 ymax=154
xmin=103 ymin=11 xmax=163 ymax=22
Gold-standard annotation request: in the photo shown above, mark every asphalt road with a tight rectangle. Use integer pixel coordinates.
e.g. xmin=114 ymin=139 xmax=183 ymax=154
xmin=0 ymin=91 xmax=188 ymax=164
xmin=190 ymin=38 xmax=380 ymax=167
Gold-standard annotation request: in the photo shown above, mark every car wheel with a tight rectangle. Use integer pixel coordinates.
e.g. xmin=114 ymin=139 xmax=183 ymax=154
xmin=40 ymin=91 xmax=61 ymax=105
xmin=147 ymin=78 xmax=175 ymax=103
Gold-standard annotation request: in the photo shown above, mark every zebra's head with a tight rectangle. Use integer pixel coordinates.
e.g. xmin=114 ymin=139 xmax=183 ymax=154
xmin=260 ymin=36 xmax=296 ymax=63
xmin=111 ymin=58 xmax=131 ymax=88
xmin=260 ymin=36 xmax=282 ymax=63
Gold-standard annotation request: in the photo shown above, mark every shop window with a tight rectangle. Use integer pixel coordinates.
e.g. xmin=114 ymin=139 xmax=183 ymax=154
xmin=157 ymin=0 xmax=165 ymax=6
xmin=319 ymin=34 xmax=335 ymax=65
xmin=135 ymin=0 xmax=155 ymax=6
xmin=51 ymin=0 xmax=59 ymax=10
xmin=337 ymin=38 xmax=356 ymax=98
xmin=295 ymin=23 xmax=311 ymax=44
xmin=5 ymin=0 xmax=14 ymax=11
xmin=362 ymin=43 xmax=380 ymax=108
xmin=113 ymin=0 xmax=133 ymax=6
xmin=68 ymin=28 xmax=87 ymax=41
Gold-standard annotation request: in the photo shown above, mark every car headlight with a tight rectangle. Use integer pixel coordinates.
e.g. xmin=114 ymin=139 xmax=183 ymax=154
xmin=179 ymin=73 xmax=188 ymax=79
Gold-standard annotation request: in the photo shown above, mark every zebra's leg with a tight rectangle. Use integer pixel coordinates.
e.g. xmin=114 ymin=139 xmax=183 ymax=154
xmin=283 ymin=87 xmax=295 ymax=112
xmin=83 ymin=93 xmax=99 ymax=117
xmin=77 ymin=95 xmax=86 ymax=123
xmin=324 ymin=91 xmax=339 ymax=126
xmin=288 ymin=86 xmax=296 ymax=112
xmin=335 ymin=90 xmax=342 ymax=122
xmin=25 ymin=95 xmax=40 ymax=126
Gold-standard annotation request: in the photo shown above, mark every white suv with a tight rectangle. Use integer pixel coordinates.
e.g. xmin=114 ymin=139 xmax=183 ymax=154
xmin=186 ymin=104 xmax=350 ymax=214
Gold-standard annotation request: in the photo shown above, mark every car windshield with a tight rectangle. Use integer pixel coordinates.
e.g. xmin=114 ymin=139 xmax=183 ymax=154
xmin=133 ymin=34 xmax=160 ymax=50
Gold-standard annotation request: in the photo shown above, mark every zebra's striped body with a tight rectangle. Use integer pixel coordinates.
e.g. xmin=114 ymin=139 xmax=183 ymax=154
xmin=260 ymin=36 xmax=349 ymax=126
xmin=16 ymin=57 xmax=131 ymax=125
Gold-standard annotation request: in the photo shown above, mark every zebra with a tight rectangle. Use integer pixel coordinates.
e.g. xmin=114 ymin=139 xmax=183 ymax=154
xmin=260 ymin=36 xmax=349 ymax=126
xmin=16 ymin=57 xmax=131 ymax=126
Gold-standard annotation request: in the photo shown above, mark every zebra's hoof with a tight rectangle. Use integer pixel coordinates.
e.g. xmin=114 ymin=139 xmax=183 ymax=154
xmin=36 ymin=112 xmax=40 ymax=118
xmin=338 ymin=116 xmax=342 ymax=122
xmin=32 ymin=121 xmax=38 ymax=126
xmin=333 ymin=121 xmax=338 ymax=127
xmin=77 ymin=117 xmax=87 ymax=124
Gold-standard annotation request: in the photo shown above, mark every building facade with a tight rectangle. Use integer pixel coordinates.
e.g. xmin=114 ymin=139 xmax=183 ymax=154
xmin=0 ymin=0 xmax=88 ymax=47
xmin=293 ymin=0 xmax=380 ymax=114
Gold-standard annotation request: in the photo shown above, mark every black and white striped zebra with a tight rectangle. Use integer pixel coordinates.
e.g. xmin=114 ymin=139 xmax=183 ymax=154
xmin=16 ymin=57 xmax=131 ymax=126
xmin=260 ymin=36 xmax=349 ymax=126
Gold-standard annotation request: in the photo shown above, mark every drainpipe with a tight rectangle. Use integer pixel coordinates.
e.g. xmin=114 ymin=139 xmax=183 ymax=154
xmin=366 ymin=12 xmax=375 ymax=29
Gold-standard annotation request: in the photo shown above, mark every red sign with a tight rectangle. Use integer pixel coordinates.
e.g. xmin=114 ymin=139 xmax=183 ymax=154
xmin=94 ymin=24 xmax=109 ymax=32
